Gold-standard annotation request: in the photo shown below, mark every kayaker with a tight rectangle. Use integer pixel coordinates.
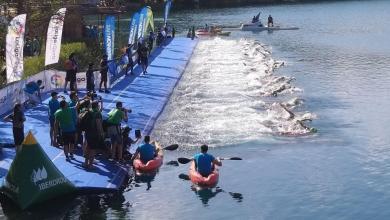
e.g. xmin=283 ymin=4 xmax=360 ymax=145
xmin=131 ymin=135 xmax=157 ymax=164
xmin=268 ymin=15 xmax=274 ymax=27
xmin=193 ymin=144 xmax=222 ymax=177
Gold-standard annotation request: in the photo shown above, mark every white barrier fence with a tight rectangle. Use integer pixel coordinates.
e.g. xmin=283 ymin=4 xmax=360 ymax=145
xmin=0 ymin=69 xmax=110 ymax=116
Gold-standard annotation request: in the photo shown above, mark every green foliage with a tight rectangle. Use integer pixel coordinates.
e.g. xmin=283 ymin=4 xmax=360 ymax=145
xmin=23 ymin=42 xmax=100 ymax=78
xmin=23 ymin=55 xmax=45 ymax=78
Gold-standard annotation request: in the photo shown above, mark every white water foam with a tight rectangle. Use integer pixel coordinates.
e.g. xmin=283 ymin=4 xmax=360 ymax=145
xmin=153 ymin=38 xmax=315 ymax=148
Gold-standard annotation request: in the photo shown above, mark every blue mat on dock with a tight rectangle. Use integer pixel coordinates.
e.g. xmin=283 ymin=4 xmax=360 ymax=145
xmin=0 ymin=37 xmax=197 ymax=192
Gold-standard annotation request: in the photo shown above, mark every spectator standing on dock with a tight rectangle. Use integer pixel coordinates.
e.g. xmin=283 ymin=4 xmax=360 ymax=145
xmin=64 ymin=53 xmax=78 ymax=93
xmin=137 ymin=39 xmax=143 ymax=65
xmin=121 ymin=126 xmax=138 ymax=160
xmin=83 ymin=101 xmax=104 ymax=169
xmin=86 ymin=63 xmax=95 ymax=93
xmin=24 ymin=80 xmax=43 ymax=106
xmin=54 ymin=100 xmax=77 ymax=161
xmin=4 ymin=104 xmax=26 ymax=151
xmin=172 ymin=26 xmax=176 ymax=38
xmin=99 ymin=54 xmax=110 ymax=93
xmin=148 ymin=31 xmax=154 ymax=56
xmin=125 ymin=44 xmax=134 ymax=75
xmin=106 ymin=101 xmax=129 ymax=162
xmin=140 ymin=44 xmax=149 ymax=75
xmin=48 ymin=92 xmax=61 ymax=146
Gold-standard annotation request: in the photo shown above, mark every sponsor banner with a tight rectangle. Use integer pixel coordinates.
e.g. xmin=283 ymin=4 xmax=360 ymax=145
xmin=6 ymin=14 xmax=26 ymax=83
xmin=164 ymin=0 xmax=172 ymax=25
xmin=45 ymin=8 xmax=66 ymax=66
xmin=137 ymin=9 xmax=146 ymax=40
xmin=7 ymin=80 xmax=25 ymax=107
xmin=137 ymin=6 xmax=154 ymax=39
xmin=147 ymin=6 xmax=154 ymax=33
xmin=104 ymin=16 xmax=115 ymax=60
xmin=0 ymin=86 xmax=9 ymax=116
xmin=128 ymin=12 xmax=139 ymax=45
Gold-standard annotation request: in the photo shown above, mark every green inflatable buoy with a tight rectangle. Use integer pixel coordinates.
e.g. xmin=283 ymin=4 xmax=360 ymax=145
xmin=1 ymin=131 xmax=76 ymax=209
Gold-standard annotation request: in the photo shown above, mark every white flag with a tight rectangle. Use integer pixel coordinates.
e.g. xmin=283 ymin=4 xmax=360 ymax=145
xmin=45 ymin=8 xmax=66 ymax=66
xmin=6 ymin=14 xmax=26 ymax=83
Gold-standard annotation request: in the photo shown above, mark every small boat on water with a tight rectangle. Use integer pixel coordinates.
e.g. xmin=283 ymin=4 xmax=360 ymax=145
xmin=240 ymin=21 xmax=298 ymax=32
xmin=133 ymin=142 xmax=164 ymax=175
xmin=189 ymin=161 xmax=219 ymax=187
xmin=195 ymin=27 xmax=231 ymax=37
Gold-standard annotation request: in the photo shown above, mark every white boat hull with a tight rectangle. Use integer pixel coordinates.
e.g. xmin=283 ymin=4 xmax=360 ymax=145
xmin=240 ymin=23 xmax=299 ymax=31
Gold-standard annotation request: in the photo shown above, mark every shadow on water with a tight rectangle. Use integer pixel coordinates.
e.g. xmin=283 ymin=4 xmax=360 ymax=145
xmin=191 ymin=185 xmax=243 ymax=206
xmin=179 ymin=173 xmax=243 ymax=206
xmin=0 ymin=191 xmax=131 ymax=219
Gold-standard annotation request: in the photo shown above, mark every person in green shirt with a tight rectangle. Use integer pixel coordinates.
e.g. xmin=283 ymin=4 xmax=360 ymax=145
xmin=54 ymin=100 xmax=77 ymax=161
xmin=106 ymin=101 xmax=129 ymax=162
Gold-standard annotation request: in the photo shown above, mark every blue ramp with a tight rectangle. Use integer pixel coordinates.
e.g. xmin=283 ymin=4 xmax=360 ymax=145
xmin=0 ymin=37 xmax=197 ymax=192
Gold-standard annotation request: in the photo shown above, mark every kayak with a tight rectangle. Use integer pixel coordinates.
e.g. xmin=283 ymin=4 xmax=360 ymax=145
xmin=189 ymin=161 xmax=219 ymax=187
xmin=133 ymin=142 xmax=163 ymax=173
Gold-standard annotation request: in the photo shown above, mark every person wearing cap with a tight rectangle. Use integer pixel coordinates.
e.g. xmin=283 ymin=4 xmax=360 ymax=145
xmin=106 ymin=101 xmax=129 ymax=161
xmin=131 ymin=135 xmax=156 ymax=164
xmin=49 ymin=91 xmax=61 ymax=146
xmin=192 ymin=144 xmax=222 ymax=177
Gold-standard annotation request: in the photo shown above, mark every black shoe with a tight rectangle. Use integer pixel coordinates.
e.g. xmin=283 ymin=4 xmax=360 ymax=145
xmin=64 ymin=90 xmax=68 ymax=94
xmin=105 ymin=90 xmax=110 ymax=93
xmin=99 ymin=89 xmax=104 ymax=93
xmin=66 ymin=156 xmax=71 ymax=162
xmin=70 ymin=153 xmax=75 ymax=159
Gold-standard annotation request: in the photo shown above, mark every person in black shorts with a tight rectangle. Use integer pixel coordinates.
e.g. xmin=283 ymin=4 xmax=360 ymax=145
xmin=125 ymin=44 xmax=134 ymax=75
xmin=4 ymin=103 xmax=26 ymax=151
xmin=86 ymin=63 xmax=95 ymax=93
xmin=64 ymin=53 xmax=78 ymax=93
xmin=99 ymin=54 xmax=110 ymax=93
xmin=140 ymin=44 xmax=149 ymax=74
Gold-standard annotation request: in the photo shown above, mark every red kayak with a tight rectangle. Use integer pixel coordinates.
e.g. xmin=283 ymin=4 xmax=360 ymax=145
xmin=189 ymin=161 xmax=219 ymax=187
xmin=133 ymin=142 xmax=163 ymax=173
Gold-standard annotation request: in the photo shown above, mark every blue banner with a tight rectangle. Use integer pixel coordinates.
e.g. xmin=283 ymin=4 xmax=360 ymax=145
xmin=128 ymin=12 xmax=139 ymax=45
xmin=137 ymin=7 xmax=148 ymax=40
xmin=164 ymin=0 xmax=172 ymax=25
xmin=104 ymin=15 xmax=115 ymax=60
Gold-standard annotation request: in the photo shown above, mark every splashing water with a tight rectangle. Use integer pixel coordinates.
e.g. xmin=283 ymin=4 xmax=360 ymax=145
xmin=153 ymin=37 xmax=315 ymax=149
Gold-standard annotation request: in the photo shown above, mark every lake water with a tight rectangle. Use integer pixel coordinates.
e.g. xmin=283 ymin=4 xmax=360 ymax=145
xmin=2 ymin=0 xmax=390 ymax=219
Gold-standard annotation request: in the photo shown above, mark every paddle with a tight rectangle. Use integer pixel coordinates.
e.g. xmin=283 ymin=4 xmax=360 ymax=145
xmin=163 ymin=144 xmax=179 ymax=151
xmin=178 ymin=173 xmax=190 ymax=181
xmin=178 ymin=156 xmax=242 ymax=164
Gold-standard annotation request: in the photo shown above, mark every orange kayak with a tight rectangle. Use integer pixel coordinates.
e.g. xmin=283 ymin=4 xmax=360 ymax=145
xmin=189 ymin=161 xmax=219 ymax=187
xmin=133 ymin=142 xmax=163 ymax=173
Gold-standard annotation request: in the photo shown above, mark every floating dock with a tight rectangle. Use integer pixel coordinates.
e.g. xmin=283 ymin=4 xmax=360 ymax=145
xmin=0 ymin=37 xmax=198 ymax=205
